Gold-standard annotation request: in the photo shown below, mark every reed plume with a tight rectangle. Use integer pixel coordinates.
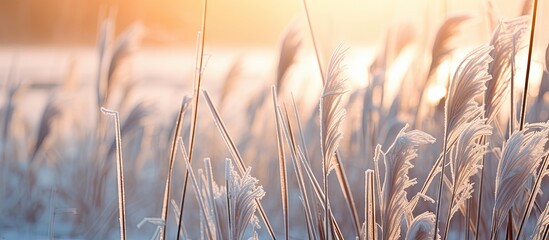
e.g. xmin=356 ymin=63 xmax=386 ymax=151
xmin=490 ymin=123 xmax=549 ymax=239
xmin=380 ymin=126 xmax=435 ymax=240
xmin=319 ymin=46 xmax=348 ymax=237
xmin=406 ymin=212 xmax=437 ymax=240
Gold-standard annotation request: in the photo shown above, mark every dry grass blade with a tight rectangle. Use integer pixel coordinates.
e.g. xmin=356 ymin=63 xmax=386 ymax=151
xmin=176 ymin=138 xmax=214 ymax=240
xmin=100 ymin=107 xmax=126 ymax=240
xmin=280 ymin=104 xmax=316 ymax=239
xmin=364 ymin=170 xmax=377 ymax=240
xmin=1 ymin=77 xmax=19 ymax=146
xmin=104 ymin=23 xmax=145 ymax=106
xmin=301 ymin=2 xmax=360 ymax=234
xmin=107 ymin=102 xmax=152 ymax=158
xmin=406 ymin=212 xmax=437 ymax=240
xmin=276 ymin=24 xmax=302 ymax=94
xmin=302 ymin=0 xmax=325 ymax=82
xmin=427 ymin=14 xmax=471 ymax=79
xmin=515 ymin=1 xmax=542 ymax=237
xmin=32 ymin=98 xmax=61 ymax=160
xmin=177 ymin=1 xmax=208 ymax=238
xmin=332 ymin=152 xmax=361 ymax=236
xmin=96 ymin=17 xmax=114 ymax=108
xmin=380 ymin=125 xmax=435 ymax=240
xmin=107 ymin=22 xmax=144 ymax=86
xmin=159 ymin=97 xmax=191 ymax=240
xmin=490 ymin=123 xmax=549 ymax=239
xmin=271 ymin=86 xmax=289 ymax=239
xmin=202 ymin=90 xmax=277 ymax=239
xmin=295 ymin=144 xmax=345 ymax=239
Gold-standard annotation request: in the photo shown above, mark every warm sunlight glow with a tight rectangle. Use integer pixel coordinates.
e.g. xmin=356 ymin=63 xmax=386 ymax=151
xmin=426 ymin=84 xmax=447 ymax=105
xmin=384 ymin=46 xmax=415 ymax=108
xmin=515 ymin=53 xmax=545 ymax=97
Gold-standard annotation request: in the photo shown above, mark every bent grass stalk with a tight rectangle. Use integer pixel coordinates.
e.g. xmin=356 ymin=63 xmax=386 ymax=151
xmin=100 ymin=107 xmax=126 ymax=240
xmin=202 ymin=90 xmax=277 ymax=239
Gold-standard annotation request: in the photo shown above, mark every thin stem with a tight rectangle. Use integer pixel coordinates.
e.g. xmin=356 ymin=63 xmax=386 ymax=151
xmin=324 ymin=170 xmax=330 ymax=239
xmin=272 ymin=87 xmax=289 ymax=240
xmin=160 ymin=98 xmax=189 ymax=240
xmin=333 ymin=152 xmax=361 ymax=236
xmin=516 ymin=154 xmax=549 ymax=238
xmin=443 ymin=177 xmax=458 ymax=239
xmin=226 ymin=160 xmax=233 ymax=239
xmin=474 ymin=136 xmax=488 ymax=240
xmin=434 ymin=127 xmax=449 ymax=240
xmin=466 ymin=198 xmax=471 ymax=240
xmin=516 ymin=1 xmax=541 ymax=238
xmin=518 ymin=0 xmax=538 ymax=131
xmin=176 ymin=0 xmax=208 ymax=239
xmin=366 ymin=170 xmax=377 ymax=240
xmin=302 ymin=0 xmax=325 ymax=83
xmin=101 ymin=108 xmax=126 ymax=240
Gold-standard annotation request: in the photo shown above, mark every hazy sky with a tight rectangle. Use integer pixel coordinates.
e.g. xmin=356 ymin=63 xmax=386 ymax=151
xmin=0 ymin=0 xmax=534 ymax=47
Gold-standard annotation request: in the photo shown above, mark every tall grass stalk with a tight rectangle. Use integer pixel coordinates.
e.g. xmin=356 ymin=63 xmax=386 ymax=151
xmin=280 ymin=104 xmax=317 ymax=239
xmin=301 ymin=0 xmax=325 ymax=81
xmin=100 ymin=107 xmax=126 ymax=240
xmin=160 ymin=97 xmax=190 ymax=240
xmin=301 ymin=2 xmax=360 ymax=234
xmin=176 ymin=138 xmax=214 ymax=239
xmin=271 ymin=86 xmax=289 ymax=239
xmin=364 ymin=170 xmax=376 ymax=240
xmin=516 ymin=0 xmax=544 ymax=237
xmin=319 ymin=47 xmax=348 ymax=239
xmin=176 ymin=0 xmax=208 ymax=238
xmin=518 ymin=0 xmax=538 ymax=131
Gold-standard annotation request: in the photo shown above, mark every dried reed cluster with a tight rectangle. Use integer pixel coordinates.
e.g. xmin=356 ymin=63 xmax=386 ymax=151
xmin=1 ymin=0 xmax=549 ymax=239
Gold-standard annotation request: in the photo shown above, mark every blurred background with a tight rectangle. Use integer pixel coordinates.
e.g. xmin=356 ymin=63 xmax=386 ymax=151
xmin=0 ymin=0 xmax=532 ymax=46
xmin=1 ymin=0 xmax=544 ymax=114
